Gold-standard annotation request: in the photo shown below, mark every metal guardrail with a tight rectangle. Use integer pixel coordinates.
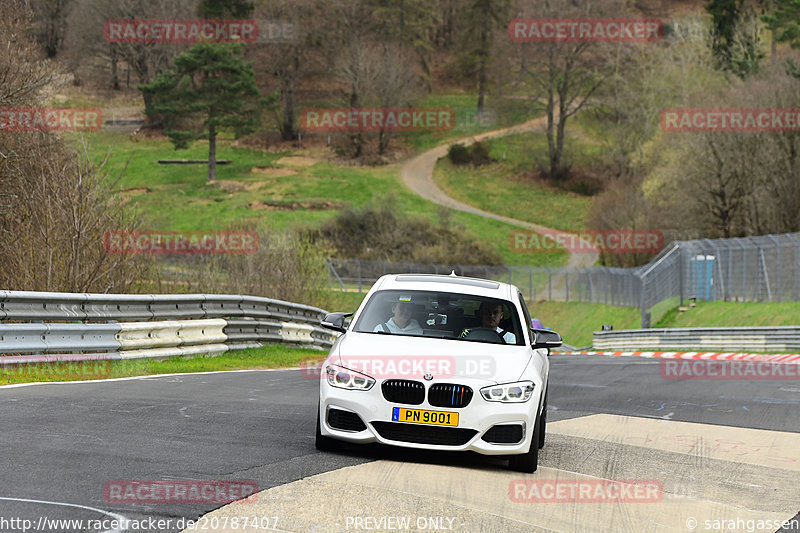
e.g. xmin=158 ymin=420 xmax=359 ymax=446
xmin=0 ymin=291 xmax=327 ymax=323
xmin=0 ymin=291 xmax=337 ymax=363
xmin=0 ymin=323 xmax=121 ymax=354
xmin=593 ymin=326 xmax=800 ymax=352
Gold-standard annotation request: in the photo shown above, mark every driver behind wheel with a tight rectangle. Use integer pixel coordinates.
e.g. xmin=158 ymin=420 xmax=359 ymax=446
xmin=461 ymin=301 xmax=516 ymax=344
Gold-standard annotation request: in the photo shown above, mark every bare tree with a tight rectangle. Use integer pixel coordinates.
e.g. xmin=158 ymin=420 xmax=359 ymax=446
xmin=369 ymin=0 xmax=439 ymax=92
xmin=0 ymin=10 xmax=54 ymax=107
xmin=457 ymin=0 xmax=512 ymax=115
xmin=641 ymin=58 xmax=800 ymax=239
xmin=507 ymin=0 xmax=641 ymax=180
xmin=26 ymin=0 xmax=73 ymax=57
xmin=0 ymin=8 xmax=151 ymax=292
xmin=601 ymin=16 xmax=723 ymax=180
xmin=64 ymin=0 xmax=195 ymax=89
xmin=334 ymin=37 xmax=422 ymax=157
xmin=252 ymin=0 xmax=332 ymax=141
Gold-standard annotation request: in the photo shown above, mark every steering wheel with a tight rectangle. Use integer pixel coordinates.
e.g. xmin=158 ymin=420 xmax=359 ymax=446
xmin=459 ymin=327 xmax=506 ymax=344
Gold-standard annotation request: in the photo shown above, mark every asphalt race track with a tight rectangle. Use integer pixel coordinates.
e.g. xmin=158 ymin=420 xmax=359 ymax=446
xmin=1 ymin=354 xmax=799 ymax=533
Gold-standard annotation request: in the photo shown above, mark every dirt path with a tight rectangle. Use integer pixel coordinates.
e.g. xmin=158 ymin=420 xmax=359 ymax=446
xmin=399 ymin=115 xmax=598 ymax=268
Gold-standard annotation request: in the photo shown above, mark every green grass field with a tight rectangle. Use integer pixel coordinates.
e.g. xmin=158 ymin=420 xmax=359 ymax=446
xmin=529 ymin=301 xmax=642 ymax=347
xmin=402 ymin=93 xmax=542 ymax=152
xmin=0 ymin=344 xmax=326 ymax=386
xmin=433 ymin=132 xmax=596 ymax=233
xmin=656 ymin=301 xmax=800 ymax=329
xmin=81 ymin=129 xmax=567 ymax=266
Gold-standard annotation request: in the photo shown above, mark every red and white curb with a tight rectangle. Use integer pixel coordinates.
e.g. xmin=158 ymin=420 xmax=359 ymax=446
xmin=568 ymin=351 xmax=800 ymax=364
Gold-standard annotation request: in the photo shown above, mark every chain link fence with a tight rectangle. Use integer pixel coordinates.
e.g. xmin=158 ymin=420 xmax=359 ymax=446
xmin=327 ymin=232 xmax=800 ymax=327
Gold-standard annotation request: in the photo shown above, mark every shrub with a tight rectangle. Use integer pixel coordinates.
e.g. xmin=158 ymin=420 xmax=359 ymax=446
xmin=447 ymin=141 xmax=494 ymax=166
xmin=306 ymin=196 xmax=503 ymax=265
xmin=447 ymin=143 xmax=472 ymax=165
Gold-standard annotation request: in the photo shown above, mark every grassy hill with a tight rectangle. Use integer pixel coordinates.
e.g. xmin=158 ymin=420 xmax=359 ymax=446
xmin=84 ymin=125 xmax=570 ymax=267
xmin=433 ymin=130 xmax=598 ymax=232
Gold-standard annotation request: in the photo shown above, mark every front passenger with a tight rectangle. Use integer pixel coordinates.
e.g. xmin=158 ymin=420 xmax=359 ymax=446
xmin=373 ymin=296 xmax=423 ymax=335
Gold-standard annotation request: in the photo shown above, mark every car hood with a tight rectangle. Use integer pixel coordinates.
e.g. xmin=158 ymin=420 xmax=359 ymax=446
xmin=330 ymin=331 xmax=532 ymax=385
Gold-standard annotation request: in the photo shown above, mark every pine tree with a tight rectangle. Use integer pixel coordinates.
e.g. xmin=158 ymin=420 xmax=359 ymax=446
xmin=139 ymin=43 xmax=272 ymax=183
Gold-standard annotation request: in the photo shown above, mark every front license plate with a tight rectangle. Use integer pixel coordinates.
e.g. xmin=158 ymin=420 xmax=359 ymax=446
xmin=392 ymin=407 xmax=459 ymax=426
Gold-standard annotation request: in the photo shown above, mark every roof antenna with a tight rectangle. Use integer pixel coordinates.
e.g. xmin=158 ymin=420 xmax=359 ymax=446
xmin=449 ymin=270 xmax=457 ymax=277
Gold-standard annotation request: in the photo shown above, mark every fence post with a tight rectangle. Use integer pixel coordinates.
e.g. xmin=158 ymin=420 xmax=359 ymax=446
xmin=678 ymin=246 xmax=684 ymax=306
xmin=639 ymin=275 xmax=650 ymax=328
xmin=326 ymin=258 xmax=346 ymax=291
xmin=790 ymin=234 xmax=800 ymax=301
xmin=357 ymin=260 xmax=362 ymax=293
xmin=547 ymin=267 xmax=552 ymax=300
xmin=565 ymin=270 xmax=569 ymax=302
xmin=735 ymin=238 xmax=747 ymax=302
xmin=528 ymin=267 xmax=533 ymax=300
xmin=767 ymin=235 xmax=781 ymax=302
xmin=726 ymin=244 xmax=732 ymax=302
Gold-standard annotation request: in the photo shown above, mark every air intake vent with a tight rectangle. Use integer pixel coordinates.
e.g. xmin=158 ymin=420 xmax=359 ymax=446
xmin=381 ymin=380 xmax=425 ymax=405
xmin=327 ymin=408 xmax=367 ymax=432
xmin=482 ymin=424 xmax=524 ymax=444
xmin=372 ymin=422 xmax=477 ymax=446
xmin=428 ymin=384 xmax=473 ymax=408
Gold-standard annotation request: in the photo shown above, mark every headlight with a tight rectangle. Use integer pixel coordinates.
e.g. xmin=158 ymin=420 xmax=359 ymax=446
xmin=480 ymin=381 xmax=535 ymax=403
xmin=325 ymin=364 xmax=375 ymax=391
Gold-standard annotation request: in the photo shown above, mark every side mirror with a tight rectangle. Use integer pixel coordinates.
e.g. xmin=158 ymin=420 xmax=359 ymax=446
xmin=531 ymin=328 xmax=562 ymax=350
xmin=321 ymin=312 xmax=353 ymax=333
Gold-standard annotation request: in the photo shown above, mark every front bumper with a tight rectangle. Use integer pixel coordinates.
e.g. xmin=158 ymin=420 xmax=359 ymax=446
xmin=318 ymin=379 xmax=541 ymax=456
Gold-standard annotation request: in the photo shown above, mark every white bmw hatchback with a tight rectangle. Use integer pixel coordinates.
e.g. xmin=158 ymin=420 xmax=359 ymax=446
xmin=316 ymin=273 xmax=561 ymax=473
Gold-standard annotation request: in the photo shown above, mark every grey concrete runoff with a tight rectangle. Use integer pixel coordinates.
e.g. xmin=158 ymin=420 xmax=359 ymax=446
xmin=0 ymin=355 xmax=797 ymax=532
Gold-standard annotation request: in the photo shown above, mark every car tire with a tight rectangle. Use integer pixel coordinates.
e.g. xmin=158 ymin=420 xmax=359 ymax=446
xmin=315 ymin=408 xmax=342 ymax=452
xmin=538 ymin=389 xmax=547 ymax=449
xmin=508 ymin=408 xmax=541 ymax=473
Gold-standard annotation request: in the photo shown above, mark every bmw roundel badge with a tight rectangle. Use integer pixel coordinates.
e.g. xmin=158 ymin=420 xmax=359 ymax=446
xmin=423 ymin=373 xmax=433 ymax=381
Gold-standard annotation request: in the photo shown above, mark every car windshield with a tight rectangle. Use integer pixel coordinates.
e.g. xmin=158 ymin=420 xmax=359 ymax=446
xmin=352 ymin=290 xmax=523 ymax=345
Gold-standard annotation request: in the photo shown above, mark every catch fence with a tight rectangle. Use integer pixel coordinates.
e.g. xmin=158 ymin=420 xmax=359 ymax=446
xmin=326 ymin=233 xmax=800 ymax=327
